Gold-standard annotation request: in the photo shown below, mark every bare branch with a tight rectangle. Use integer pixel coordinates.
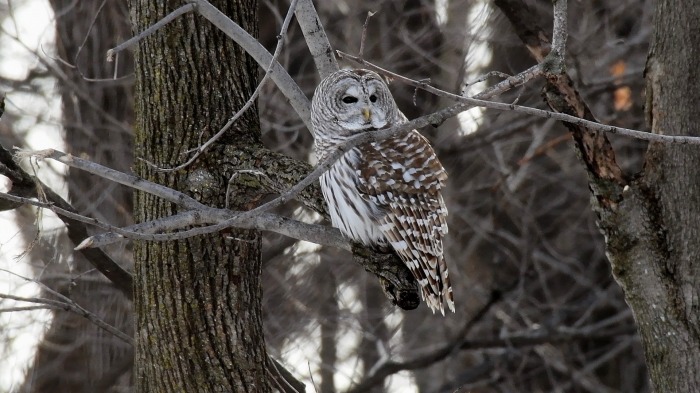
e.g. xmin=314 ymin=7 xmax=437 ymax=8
xmin=0 ymin=191 xmax=348 ymax=251
xmin=16 ymin=148 xmax=205 ymax=210
xmin=336 ymin=51 xmax=700 ymax=145
xmin=81 ymin=209 xmax=349 ymax=250
xmin=346 ymin=294 xmax=636 ymax=393
xmin=358 ymin=11 xmax=377 ymax=60
xmin=294 ymin=0 xmax=339 ymax=78
xmin=338 ymin=49 xmax=542 ymax=101
xmin=0 ymin=192 xmax=126 ymax=235
xmin=0 ymin=269 xmax=133 ymax=345
xmin=550 ymin=0 xmax=568 ymax=58
xmin=0 ymin=144 xmax=133 ymax=298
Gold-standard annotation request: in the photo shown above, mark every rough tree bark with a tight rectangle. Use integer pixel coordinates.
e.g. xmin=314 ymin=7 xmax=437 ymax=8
xmin=612 ymin=0 xmax=700 ymax=390
xmin=129 ymin=0 xmax=271 ymax=391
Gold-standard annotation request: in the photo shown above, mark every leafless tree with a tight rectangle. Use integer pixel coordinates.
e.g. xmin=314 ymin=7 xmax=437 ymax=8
xmin=1 ymin=0 xmax=698 ymax=392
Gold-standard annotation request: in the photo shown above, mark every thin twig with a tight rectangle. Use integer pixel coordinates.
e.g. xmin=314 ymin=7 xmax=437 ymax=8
xmin=464 ymin=70 xmax=513 ymax=89
xmin=76 ymin=0 xmax=109 ymax=65
xmin=550 ymin=0 xmax=568 ymax=58
xmin=308 ymin=361 xmax=320 ymax=393
xmin=0 ymin=305 xmax=59 ymax=312
xmin=359 ymin=11 xmax=377 ymax=60
xmin=0 ymin=192 xmax=133 ymax=238
xmin=269 ymin=356 xmax=304 ymax=393
xmin=0 ymin=269 xmax=133 ymax=345
xmin=335 ymin=51 xmax=700 ymax=145
xmin=337 ymin=49 xmax=542 ymax=101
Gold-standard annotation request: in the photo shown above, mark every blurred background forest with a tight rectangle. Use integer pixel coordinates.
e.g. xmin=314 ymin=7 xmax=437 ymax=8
xmin=0 ymin=0 xmax=651 ymax=391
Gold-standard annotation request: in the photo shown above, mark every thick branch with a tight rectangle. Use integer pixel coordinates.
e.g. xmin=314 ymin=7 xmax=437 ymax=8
xmin=294 ymin=0 xmax=339 ymax=78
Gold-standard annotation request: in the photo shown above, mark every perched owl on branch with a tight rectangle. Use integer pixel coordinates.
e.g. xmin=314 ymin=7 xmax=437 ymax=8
xmin=311 ymin=69 xmax=454 ymax=314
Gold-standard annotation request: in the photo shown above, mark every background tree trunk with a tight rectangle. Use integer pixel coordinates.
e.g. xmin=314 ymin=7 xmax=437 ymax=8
xmin=20 ymin=1 xmax=134 ymax=391
xmin=603 ymin=0 xmax=700 ymax=390
xmin=129 ymin=0 xmax=271 ymax=391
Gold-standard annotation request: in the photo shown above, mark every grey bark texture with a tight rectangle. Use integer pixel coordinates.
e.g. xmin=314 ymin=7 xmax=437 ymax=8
xmin=609 ymin=0 xmax=700 ymax=390
xmin=129 ymin=0 xmax=271 ymax=391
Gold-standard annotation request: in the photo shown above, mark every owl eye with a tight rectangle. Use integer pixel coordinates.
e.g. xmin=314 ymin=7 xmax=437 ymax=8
xmin=369 ymin=94 xmax=378 ymax=103
xmin=342 ymin=96 xmax=358 ymax=104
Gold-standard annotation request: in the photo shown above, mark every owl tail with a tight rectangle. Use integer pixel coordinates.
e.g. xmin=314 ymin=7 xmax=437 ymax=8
xmin=418 ymin=255 xmax=455 ymax=316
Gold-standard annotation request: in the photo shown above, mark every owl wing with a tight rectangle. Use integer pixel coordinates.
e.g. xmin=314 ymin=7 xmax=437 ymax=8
xmin=354 ymin=130 xmax=454 ymax=314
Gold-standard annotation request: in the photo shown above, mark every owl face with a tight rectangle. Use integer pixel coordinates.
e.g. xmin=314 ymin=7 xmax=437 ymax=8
xmin=311 ymin=69 xmax=400 ymax=140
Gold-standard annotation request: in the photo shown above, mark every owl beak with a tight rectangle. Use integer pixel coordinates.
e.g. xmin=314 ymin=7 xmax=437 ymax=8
xmin=361 ymin=107 xmax=372 ymax=122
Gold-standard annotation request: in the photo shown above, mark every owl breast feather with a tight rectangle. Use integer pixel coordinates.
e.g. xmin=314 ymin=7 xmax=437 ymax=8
xmin=320 ymin=149 xmax=388 ymax=246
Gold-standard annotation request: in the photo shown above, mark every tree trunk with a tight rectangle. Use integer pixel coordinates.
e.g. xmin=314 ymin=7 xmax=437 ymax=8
xmin=129 ymin=0 xmax=271 ymax=391
xmin=20 ymin=1 xmax=134 ymax=391
xmin=604 ymin=0 xmax=700 ymax=390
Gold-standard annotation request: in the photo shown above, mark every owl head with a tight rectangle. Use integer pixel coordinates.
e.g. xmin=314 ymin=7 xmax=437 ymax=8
xmin=311 ymin=69 xmax=401 ymax=142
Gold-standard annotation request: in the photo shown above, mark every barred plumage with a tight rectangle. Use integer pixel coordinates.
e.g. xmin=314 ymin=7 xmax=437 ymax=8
xmin=311 ymin=69 xmax=454 ymax=314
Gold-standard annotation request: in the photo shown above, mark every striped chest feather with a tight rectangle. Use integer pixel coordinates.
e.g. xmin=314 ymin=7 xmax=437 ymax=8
xmin=320 ymin=151 xmax=386 ymax=246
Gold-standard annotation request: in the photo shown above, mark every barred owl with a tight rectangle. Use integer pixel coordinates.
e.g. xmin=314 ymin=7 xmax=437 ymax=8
xmin=311 ymin=69 xmax=454 ymax=314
